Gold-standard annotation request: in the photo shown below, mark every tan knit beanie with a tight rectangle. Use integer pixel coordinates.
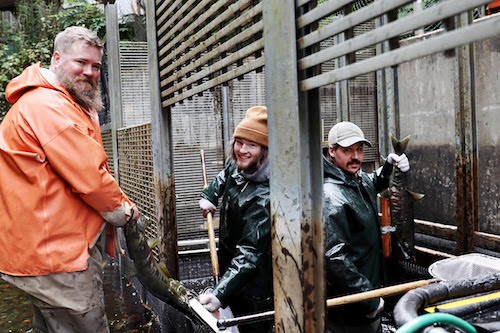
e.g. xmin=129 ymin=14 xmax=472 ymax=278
xmin=233 ymin=106 xmax=268 ymax=147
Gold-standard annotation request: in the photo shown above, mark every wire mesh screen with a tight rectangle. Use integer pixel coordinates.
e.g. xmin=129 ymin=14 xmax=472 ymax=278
xmin=318 ymin=17 xmax=378 ymax=162
xmin=119 ymin=41 xmax=151 ymax=127
xmin=170 ymin=90 xmax=224 ymax=242
xmin=154 ymin=0 xmax=265 ymax=108
xmin=230 ymin=64 xmax=267 ymax=134
xmin=116 ymin=124 xmax=159 ymax=258
xmin=319 ymin=17 xmax=339 ymax=147
xmin=349 ymin=22 xmax=378 ymax=162
xmin=101 ymin=128 xmax=114 ymax=176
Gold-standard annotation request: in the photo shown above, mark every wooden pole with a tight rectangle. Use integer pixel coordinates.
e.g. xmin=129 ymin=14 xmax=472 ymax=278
xmin=200 ymin=149 xmax=220 ymax=284
xmin=381 ymin=196 xmax=392 ymax=258
xmin=326 ymin=278 xmax=439 ymax=308
xmin=216 ymin=279 xmax=440 ymax=329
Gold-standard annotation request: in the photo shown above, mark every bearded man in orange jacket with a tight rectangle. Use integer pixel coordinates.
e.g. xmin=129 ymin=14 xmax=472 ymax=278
xmin=0 ymin=26 xmax=139 ymax=332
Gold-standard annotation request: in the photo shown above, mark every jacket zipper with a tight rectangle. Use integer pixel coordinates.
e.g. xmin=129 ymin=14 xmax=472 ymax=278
xmin=357 ymin=183 xmax=370 ymax=211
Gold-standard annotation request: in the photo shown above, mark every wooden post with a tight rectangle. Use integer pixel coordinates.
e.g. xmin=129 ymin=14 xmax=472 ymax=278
xmin=263 ymin=0 xmax=325 ymax=332
xmin=105 ymin=4 xmax=122 ymax=182
xmin=145 ymin=0 xmax=179 ymax=278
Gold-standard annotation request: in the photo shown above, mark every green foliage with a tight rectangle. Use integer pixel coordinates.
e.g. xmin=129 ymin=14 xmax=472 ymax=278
xmin=398 ymin=0 xmax=442 ymax=18
xmin=120 ymin=14 xmax=147 ymax=41
xmin=54 ymin=1 xmax=106 ymax=40
xmin=0 ymin=0 xmax=60 ymax=120
xmin=0 ymin=0 xmax=107 ymax=121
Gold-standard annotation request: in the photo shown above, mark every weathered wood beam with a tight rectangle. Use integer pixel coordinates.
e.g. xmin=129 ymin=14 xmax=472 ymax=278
xmin=263 ymin=0 xmax=325 ymax=331
xmin=146 ymin=0 xmax=179 ymax=278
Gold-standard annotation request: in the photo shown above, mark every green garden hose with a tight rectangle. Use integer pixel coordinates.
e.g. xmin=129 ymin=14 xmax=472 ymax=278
xmin=395 ymin=313 xmax=477 ymax=333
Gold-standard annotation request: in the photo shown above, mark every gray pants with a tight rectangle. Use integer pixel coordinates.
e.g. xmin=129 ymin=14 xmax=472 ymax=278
xmin=2 ymin=237 xmax=109 ymax=333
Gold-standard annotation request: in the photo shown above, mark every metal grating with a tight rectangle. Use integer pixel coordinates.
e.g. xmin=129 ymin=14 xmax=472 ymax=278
xmin=319 ymin=16 xmax=339 ymax=146
xmin=230 ymin=63 xmax=267 ymax=134
xmin=155 ymin=0 xmax=265 ymax=107
xmin=297 ymin=0 xmax=500 ymax=90
xmin=101 ymin=128 xmax=114 ymax=175
xmin=318 ymin=16 xmax=378 ymax=162
xmin=116 ymin=124 xmax=159 ymax=258
xmin=170 ymin=90 xmax=224 ymax=242
xmin=348 ymin=21 xmax=378 ymax=162
xmin=119 ymin=41 xmax=151 ymax=127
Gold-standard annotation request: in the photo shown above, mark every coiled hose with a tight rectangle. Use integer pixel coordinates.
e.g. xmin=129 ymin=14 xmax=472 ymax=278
xmin=395 ymin=313 xmax=477 ymax=333
xmin=394 ymin=272 xmax=500 ymax=333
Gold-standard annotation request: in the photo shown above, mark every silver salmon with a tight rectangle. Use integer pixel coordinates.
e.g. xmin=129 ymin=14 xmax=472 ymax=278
xmin=124 ymin=216 xmax=194 ymax=314
xmin=386 ymin=134 xmax=424 ymax=260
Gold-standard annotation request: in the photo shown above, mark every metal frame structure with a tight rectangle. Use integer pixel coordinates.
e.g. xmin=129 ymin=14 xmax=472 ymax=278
xmin=102 ymin=0 xmax=500 ymax=331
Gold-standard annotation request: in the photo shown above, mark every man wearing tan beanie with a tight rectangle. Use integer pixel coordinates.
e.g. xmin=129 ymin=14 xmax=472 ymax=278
xmin=198 ymin=106 xmax=273 ymax=333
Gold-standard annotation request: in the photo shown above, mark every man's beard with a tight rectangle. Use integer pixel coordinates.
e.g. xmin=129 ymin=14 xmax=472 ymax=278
xmin=56 ymin=68 xmax=103 ymax=111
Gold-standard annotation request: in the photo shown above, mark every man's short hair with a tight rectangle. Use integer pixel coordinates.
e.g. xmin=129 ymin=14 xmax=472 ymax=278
xmin=54 ymin=26 xmax=103 ymax=54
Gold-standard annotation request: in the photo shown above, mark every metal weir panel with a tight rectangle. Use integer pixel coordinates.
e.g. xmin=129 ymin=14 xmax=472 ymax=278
xmin=119 ymin=41 xmax=151 ymax=127
xmin=154 ymin=0 xmax=265 ymax=108
xmin=117 ymin=124 xmax=160 ymax=258
xmin=296 ymin=0 xmax=500 ymax=90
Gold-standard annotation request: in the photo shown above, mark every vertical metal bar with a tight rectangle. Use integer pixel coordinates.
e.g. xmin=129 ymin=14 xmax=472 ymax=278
xmin=375 ymin=60 xmax=388 ymax=155
xmin=375 ymin=14 xmax=389 ymax=156
xmin=298 ymin=83 xmax=326 ymax=333
xmin=387 ymin=7 xmax=400 ymax=139
xmin=339 ymin=4 xmax=353 ymax=121
xmin=146 ymin=0 xmax=179 ymax=278
xmin=298 ymin=2 xmax=326 ymax=332
xmin=222 ymin=85 xmax=231 ymax=156
xmin=375 ymin=6 xmax=399 ymax=153
xmin=391 ymin=66 xmax=400 ymax=138
xmin=263 ymin=1 xmax=325 ymax=332
xmin=454 ymin=12 xmax=478 ymax=253
xmin=105 ymin=4 xmax=122 ymax=182
xmin=335 ymin=33 xmax=350 ymax=121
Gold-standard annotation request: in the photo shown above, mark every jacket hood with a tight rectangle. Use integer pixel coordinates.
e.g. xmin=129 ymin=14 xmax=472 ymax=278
xmin=5 ymin=63 xmax=65 ymax=104
xmin=322 ymin=155 xmax=360 ymax=187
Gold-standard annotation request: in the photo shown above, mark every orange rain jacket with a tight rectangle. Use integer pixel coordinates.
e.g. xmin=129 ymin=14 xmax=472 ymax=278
xmin=0 ymin=63 xmax=130 ymax=276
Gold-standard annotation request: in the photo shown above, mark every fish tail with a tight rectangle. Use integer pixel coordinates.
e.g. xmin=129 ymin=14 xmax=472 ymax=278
xmin=390 ymin=134 xmax=411 ymax=155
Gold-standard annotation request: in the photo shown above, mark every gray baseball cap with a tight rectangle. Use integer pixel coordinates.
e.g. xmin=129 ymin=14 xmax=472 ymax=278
xmin=328 ymin=121 xmax=372 ymax=147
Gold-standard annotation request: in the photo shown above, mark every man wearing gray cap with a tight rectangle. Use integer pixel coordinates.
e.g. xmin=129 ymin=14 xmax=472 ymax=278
xmin=323 ymin=122 xmax=409 ymax=333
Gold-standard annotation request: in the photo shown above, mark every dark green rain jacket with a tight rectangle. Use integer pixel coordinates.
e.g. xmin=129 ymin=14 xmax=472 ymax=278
xmin=201 ymin=158 xmax=272 ymax=307
xmin=323 ymin=156 xmax=392 ymax=323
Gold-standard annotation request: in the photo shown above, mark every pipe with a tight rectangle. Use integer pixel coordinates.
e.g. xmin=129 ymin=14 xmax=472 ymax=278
xmin=394 ymin=272 xmax=500 ymax=333
xmin=434 ymin=295 xmax=500 ymax=317
xmin=395 ymin=313 xmax=477 ymax=333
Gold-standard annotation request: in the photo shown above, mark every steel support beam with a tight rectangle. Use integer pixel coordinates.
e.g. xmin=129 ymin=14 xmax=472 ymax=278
xmin=335 ymin=34 xmax=350 ymax=122
xmin=105 ymin=4 xmax=122 ymax=182
xmin=454 ymin=12 xmax=479 ymax=254
xmin=146 ymin=0 xmax=179 ymax=278
xmin=263 ymin=1 xmax=325 ymax=332
xmin=221 ymin=86 xmax=231 ymax=156
xmin=375 ymin=8 xmax=399 ymax=156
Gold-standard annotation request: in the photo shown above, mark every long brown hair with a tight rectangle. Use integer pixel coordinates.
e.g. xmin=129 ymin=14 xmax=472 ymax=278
xmin=228 ymin=138 xmax=268 ymax=170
